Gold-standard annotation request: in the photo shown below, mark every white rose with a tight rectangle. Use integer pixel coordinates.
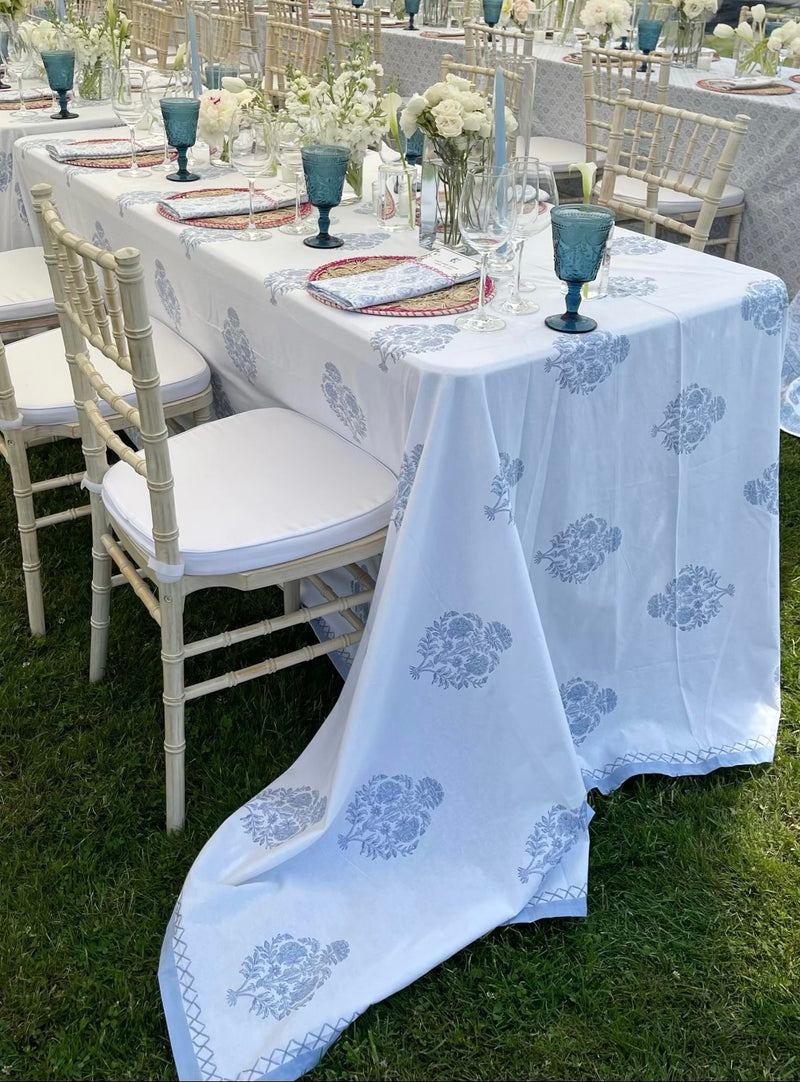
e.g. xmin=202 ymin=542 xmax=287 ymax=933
xmin=444 ymin=73 xmax=472 ymax=92
xmin=462 ymin=110 xmax=485 ymax=132
xmin=767 ymin=33 xmax=783 ymax=51
xmin=432 ymin=98 xmax=464 ymax=137
xmin=683 ymin=1 xmax=705 ymax=19
xmin=504 ymin=107 xmax=518 ymax=136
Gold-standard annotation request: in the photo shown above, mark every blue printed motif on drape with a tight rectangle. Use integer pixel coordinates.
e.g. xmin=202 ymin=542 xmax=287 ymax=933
xmin=544 ymin=331 xmax=630 ymax=395
xmin=517 ymin=804 xmax=586 ymax=885
xmin=370 ymin=323 xmax=460 ymax=372
xmin=227 ymin=935 xmax=349 ymax=1020
xmin=651 ymin=384 xmax=726 ymax=455
xmin=91 ymin=221 xmax=112 ymax=251
xmin=484 ymin=452 xmax=524 ymax=524
xmin=534 ymin=514 xmax=622 ymax=584
xmin=741 ymin=280 xmax=788 ymax=336
xmin=341 ymin=231 xmax=389 ymax=251
xmin=117 ymin=189 xmax=165 ymax=217
xmin=310 ymin=615 xmax=355 ymax=673
xmin=223 ymin=307 xmax=257 ymax=383
xmin=14 ymin=182 xmax=28 ymax=225
xmin=608 ymin=276 xmax=657 ymax=298
xmin=264 ymin=267 xmax=309 ymax=305
xmin=321 ymin=362 xmax=367 ymax=442
xmin=180 ymin=226 xmax=237 ymax=259
xmin=210 ymin=370 xmax=234 ymax=420
xmin=744 ymin=462 xmax=778 ymax=515
xmin=560 ymin=677 xmax=617 ymax=746
xmin=410 ymin=611 xmax=512 ymax=689
xmin=241 ymin=786 xmax=327 ymax=849
xmin=154 ymin=259 xmax=181 ymax=329
xmin=348 ymin=577 xmax=370 ymax=624
xmin=648 ymin=565 xmax=735 ymax=630
xmin=338 ymin=774 xmax=445 ymax=859
xmin=612 ymin=236 xmax=667 ymax=256
xmin=393 ymin=443 xmax=423 ymax=530
xmin=0 ymin=151 xmax=12 ymax=192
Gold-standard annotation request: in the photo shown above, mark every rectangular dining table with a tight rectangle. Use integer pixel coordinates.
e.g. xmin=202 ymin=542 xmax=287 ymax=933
xmin=13 ymin=138 xmax=785 ymax=1080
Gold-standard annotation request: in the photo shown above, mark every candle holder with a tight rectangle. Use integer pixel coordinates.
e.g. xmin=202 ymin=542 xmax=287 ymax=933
xmin=404 ymin=0 xmax=421 ymax=29
xmin=301 ymin=144 xmax=350 ymax=249
xmin=160 ymin=97 xmax=201 ymax=182
xmin=41 ymin=50 xmax=78 ymax=120
xmin=545 ymin=204 xmax=614 ymax=334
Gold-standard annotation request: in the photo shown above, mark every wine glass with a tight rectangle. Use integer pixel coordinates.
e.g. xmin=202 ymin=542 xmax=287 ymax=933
xmin=637 ymin=19 xmax=663 ymax=70
xmin=483 ymin=0 xmax=503 ymax=27
xmin=6 ymin=35 xmax=34 ymax=123
xmin=456 ymin=164 xmax=516 ymax=333
xmin=160 ymin=97 xmax=201 ymax=182
xmin=279 ymin=148 xmax=315 ymax=236
xmin=405 ymin=0 xmax=421 ymax=30
xmin=143 ymin=72 xmax=171 ymax=173
xmin=229 ymin=111 xmax=273 ymax=242
xmin=545 ymin=204 xmax=614 ymax=334
xmin=301 ymin=144 xmax=350 ymax=249
xmin=499 ymin=156 xmax=543 ymax=317
xmin=112 ymin=65 xmax=150 ymax=177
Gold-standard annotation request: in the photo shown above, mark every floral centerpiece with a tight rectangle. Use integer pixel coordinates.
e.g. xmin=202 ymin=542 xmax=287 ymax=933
xmin=0 ymin=0 xmax=33 ymax=27
xmin=283 ymin=41 xmax=388 ymax=199
xmin=578 ymin=0 xmax=633 ymax=45
xmin=65 ymin=0 xmax=130 ymax=99
xmin=666 ymin=0 xmax=717 ymax=66
xmin=500 ymin=0 xmax=535 ymax=31
xmin=714 ymin=5 xmax=800 ymax=77
xmin=198 ymin=86 xmax=242 ymax=162
xmin=400 ymin=72 xmax=517 ymax=247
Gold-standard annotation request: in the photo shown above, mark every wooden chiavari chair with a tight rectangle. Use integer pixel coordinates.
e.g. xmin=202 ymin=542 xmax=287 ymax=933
xmin=264 ymin=0 xmax=311 ymax=25
xmin=194 ymin=6 xmax=242 ymax=66
xmin=329 ymin=2 xmax=384 ymax=92
xmin=128 ymin=0 xmax=175 ymax=70
xmin=264 ymin=18 xmax=327 ymax=104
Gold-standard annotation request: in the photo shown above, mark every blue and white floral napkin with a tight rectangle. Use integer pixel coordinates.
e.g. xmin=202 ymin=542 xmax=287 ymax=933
xmin=0 ymin=87 xmax=49 ymax=101
xmin=307 ymin=253 xmax=478 ymax=311
xmin=47 ymin=136 xmax=165 ymax=162
xmin=157 ymin=187 xmax=297 ymax=221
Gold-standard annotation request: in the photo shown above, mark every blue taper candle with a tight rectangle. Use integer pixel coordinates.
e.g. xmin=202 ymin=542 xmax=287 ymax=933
xmin=187 ymin=7 xmax=202 ymax=98
xmin=493 ymin=66 xmax=506 ymax=173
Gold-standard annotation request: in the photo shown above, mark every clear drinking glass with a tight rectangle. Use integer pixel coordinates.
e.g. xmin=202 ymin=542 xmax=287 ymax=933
xmin=456 ymin=165 xmax=516 ymax=333
xmin=112 ymin=65 xmax=151 ymax=178
xmin=5 ymin=34 xmax=33 ymax=123
xmin=279 ymin=164 xmax=315 ymax=235
xmin=143 ymin=71 xmax=170 ymax=173
xmin=229 ymin=112 xmax=273 ymax=242
xmin=500 ymin=156 xmax=542 ymax=316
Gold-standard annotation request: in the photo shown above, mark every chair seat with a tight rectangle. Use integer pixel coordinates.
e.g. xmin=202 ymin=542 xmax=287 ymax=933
xmin=0 ymin=247 xmax=57 ymax=322
xmin=5 ymin=319 xmax=210 ymax=428
xmin=524 ymin=136 xmax=605 ymax=174
xmin=602 ymin=173 xmax=745 ymax=217
xmin=101 ymin=408 xmax=397 ymax=576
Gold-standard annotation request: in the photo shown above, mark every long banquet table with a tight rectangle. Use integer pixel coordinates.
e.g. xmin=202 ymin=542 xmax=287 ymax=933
xmin=13 ymin=136 xmax=785 ymax=1080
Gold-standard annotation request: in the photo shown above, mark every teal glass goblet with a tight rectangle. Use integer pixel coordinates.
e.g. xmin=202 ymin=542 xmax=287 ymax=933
xmin=0 ymin=31 xmax=10 ymax=91
xmin=160 ymin=97 xmax=201 ymax=182
xmin=41 ymin=50 xmax=78 ymax=120
xmin=637 ymin=19 xmax=663 ymax=69
xmin=301 ymin=144 xmax=350 ymax=249
xmin=545 ymin=204 xmax=614 ymax=334
xmin=483 ymin=0 xmax=502 ymax=26
xmin=404 ymin=0 xmax=420 ymax=30
xmin=204 ymin=63 xmax=239 ymax=89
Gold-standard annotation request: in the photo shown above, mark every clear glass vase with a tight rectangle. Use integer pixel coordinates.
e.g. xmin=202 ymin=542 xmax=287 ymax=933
xmin=665 ymin=12 xmax=705 ymax=68
xmin=342 ymin=148 xmax=365 ymax=204
xmin=422 ymin=0 xmax=450 ymax=26
xmin=76 ymin=57 xmax=112 ymax=103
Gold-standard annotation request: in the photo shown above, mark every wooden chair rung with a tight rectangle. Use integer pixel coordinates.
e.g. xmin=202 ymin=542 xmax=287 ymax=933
xmin=307 ymin=573 xmax=366 ymax=633
xmin=35 ymin=505 xmax=91 ymax=529
xmin=101 ymin=531 xmax=161 ymax=624
xmin=30 ymin=471 xmax=85 ymax=493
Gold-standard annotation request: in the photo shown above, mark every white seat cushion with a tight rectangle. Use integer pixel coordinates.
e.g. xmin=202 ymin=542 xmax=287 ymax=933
xmin=0 ymin=247 xmax=56 ymax=322
xmin=524 ymin=136 xmax=605 ymax=174
xmin=5 ymin=319 xmax=210 ymax=428
xmin=101 ymin=408 xmax=397 ymax=576
xmin=603 ymin=172 xmax=745 ymax=217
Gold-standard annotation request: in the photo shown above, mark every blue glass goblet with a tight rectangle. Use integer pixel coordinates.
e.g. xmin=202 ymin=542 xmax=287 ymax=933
xmin=41 ymin=50 xmax=78 ymax=120
xmin=483 ymin=0 xmax=503 ymax=26
xmin=204 ymin=62 xmax=239 ymax=89
xmin=352 ymin=0 xmax=365 ymax=6
xmin=405 ymin=0 xmax=420 ymax=30
xmin=405 ymin=127 xmax=424 ymax=167
xmin=160 ymin=97 xmax=201 ymax=182
xmin=637 ymin=18 xmax=663 ymax=68
xmin=301 ymin=144 xmax=350 ymax=249
xmin=545 ymin=204 xmax=614 ymax=334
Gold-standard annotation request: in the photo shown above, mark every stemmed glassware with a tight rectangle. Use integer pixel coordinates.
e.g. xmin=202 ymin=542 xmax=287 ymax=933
xmin=0 ymin=30 xmax=10 ymax=91
xmin=6 ymin=35 xmax=35 ymax=123
xmin=545 ymin=204 xmax=615 ymax=333
xmin=456 ymin=164 xmax=516 ymax=333
xmin=483 ymin=0 xmax=503 ymax=27
xmin=499 ymin=158 xmax=558 ymax=311
xmin=143 ymin=71 xmax=171 ymax=173
xmin=301 ymin=144 xmax=350 ymax=249
xmin=279 ymin=161 xmax=315 ymax=236
xmin=160 ymin=97 xmax=201 ymax=182
xmin=41 ymin=50 xmax=78 ymax=121
xmin=229 ymin=111 xmax=273 ymax=242
xmin=112 ymin=65 xmax=150 ymax=177
xmin=404 ymin=0 xmax=421 ymax=30
xmin=637 ymin=19 xmax=663 ymax=70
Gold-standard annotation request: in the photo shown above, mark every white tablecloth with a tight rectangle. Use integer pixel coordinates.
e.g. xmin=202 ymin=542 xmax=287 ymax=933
xmin=14 ymin=137 xmax=784 ymax=1081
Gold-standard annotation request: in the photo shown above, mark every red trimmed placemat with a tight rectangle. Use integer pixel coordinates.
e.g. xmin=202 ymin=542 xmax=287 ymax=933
xmin=0 ymin=94 xmax=53 ymax=110
xmin=51 ymin=138 xmax=175 ymax=168
xmin=157 ymin=186 xmax=311 ymax=230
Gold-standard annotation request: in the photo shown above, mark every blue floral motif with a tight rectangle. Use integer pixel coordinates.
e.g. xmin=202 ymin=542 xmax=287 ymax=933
xmin=648 ymin=564 xmax=735 ymax=630
xmin=544 ymin=331 xmax=629 ymax=395
xmin=14 ymin=182 xmax=28 ymax=225
xmin=210 ymin=370 xmax=234 ymax=420
xmin=370 ymin=323 xmax=460 ymax=372
xmin=264 ymin=267 xmax=309 ymax=305
xmin=484 ymin=452 xmax=524 ymax=524
xmin=65 ymin=165 xmax=96 ymax=187
xmin=179 ymin=226 xmax=237 ymax=259
xmin=607 ymin=275 xmax=657 ymax=298
xmin=392 ymin=443 xmax=423 ymax=530
xmin=741 ymin=280 xmax=788 ymax=336
xmin=410 ymin=610 xmax=512 ymax=689
xmin=612 ymin=235 xmax=667 ymax=256
xmin=744 ymin=462 xmax=778 ymax=516
xmin=91 ymin=221 xmax=112 ymax=251
xmin=560 ymin=677 xmax=617 ymax=746
xmin=227 ymin=934 xmax=349 ymax=1020
xmin=338 ymin=774 xmax=445 ymax=859
xmin=0 ymin=151 xmax=12 ymax=192
xmin=651 ymin=383 xmax=726 ymax=455
xmin=340 ymin=231 xmax=389 ymax=251
xmin=517 ymin=804 xmax=586 ymax=885
xmin=321 ymin=362 xmax=367 ymax=442
xmin=222 ymin=307 xmax=257 ymax=383
xmin=117 ymin=188 xmax=166 ymax=217
xmin=310 ymin=615 xmax=354 ymax=673
xmin=534 ymin=514 xmax=621 ymax=584
xmin=241 ymin=785 xmax=327 ymax=849
xmin=154 ymin=259 xmax=181 ymax=329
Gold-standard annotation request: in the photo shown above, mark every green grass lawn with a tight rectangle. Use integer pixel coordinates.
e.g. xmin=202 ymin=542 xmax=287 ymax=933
xmin=1 ymin=431 xmax=799 ymax=1081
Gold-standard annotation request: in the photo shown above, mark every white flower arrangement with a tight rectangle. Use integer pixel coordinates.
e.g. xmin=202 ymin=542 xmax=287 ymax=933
xmin=400 ymin=72 xmax=517 ymax=146
xmin=670 ymin=0 xmax=717 ymax=20
xmin=0 ymin=0 xmax=34 ymax=20
xmin=714 ymin=4 xmax=800 ymax=66
xmin=578 ymin=0 xmax=633 ymax=41
xmin=18 ymin=1 xmax=130 ymax=67
xmin=499 ymin=0 xmax=535 ymax=31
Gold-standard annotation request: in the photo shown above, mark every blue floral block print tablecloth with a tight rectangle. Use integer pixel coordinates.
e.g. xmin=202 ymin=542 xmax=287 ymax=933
xmin=11 ymin=135 xmax=785 ymax=1082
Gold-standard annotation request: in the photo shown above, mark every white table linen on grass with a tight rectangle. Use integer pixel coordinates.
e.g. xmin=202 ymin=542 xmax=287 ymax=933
xmin=13 ymin=137 xmax=783 ymax=1080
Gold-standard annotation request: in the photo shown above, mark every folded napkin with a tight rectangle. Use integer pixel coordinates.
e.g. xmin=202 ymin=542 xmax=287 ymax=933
xmin=47 ymin=136 xmax=165 ymax=162
xmin=0 ymin=87 xmax=49 ymax=102
xmin=157 ymin=188 xmax=296 ymax=221
xmin=710 ymin=76 xmax=784 ymax=90
xmin=307 ymin=256 xmax=478 ymax=311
